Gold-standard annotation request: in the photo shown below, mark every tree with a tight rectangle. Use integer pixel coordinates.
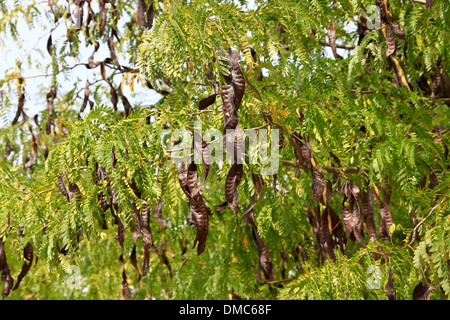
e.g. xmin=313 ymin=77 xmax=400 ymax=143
xmin=0 ymin=0 xmax=448 ymax=300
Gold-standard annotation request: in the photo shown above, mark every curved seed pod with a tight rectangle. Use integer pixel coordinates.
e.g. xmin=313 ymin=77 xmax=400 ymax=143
xmin=242 ymin=173 xmax=262 ymax=220
xmin=68 ymin=182 xmax=81 ymax=202
xmin=12 ymin=242 xmax=33 ymax=291
xmin=2 ymin=270 xmax=14 ymax=299
xmin=328 ymin=21 xmax=343 ymax=60
xmin=223 ymin=112 xmax=239 ymax=136
xmin=107 ymin=35 xmax=120 ymax=67
xmin=252 ymin=172 xmax=262 ymax=199
xmin=58 ymin=173 xmax=70 ymax=202
xmin=341 ymin=180 xmax=366 ymax=247
xmin=80 ymin=81 xmax=90 ymax=113
xmin=244 ymin=210 xmax=274 ymax=283
xmin=186 ymin=162 xmax=199 ymax=196
xmin=362 ymin=185 xmax=377 ymax=242
xmin=220 ymin=84 xmax=235 ymax=119
xmin=114 ymin=212 xmax=131 ymax=300
xmin=152 ymin=196 xmax=167 ymax=232
xmin=229 ymin=50 xmax=245 ymax=109
xmin=25 ymin=132 xmax=38 ymax=169
xmin=191 ymin=200 xmax=210 ymax=255
xmin=129 ymin=178 xmax=141 ymax=198
xmin=120 ymin=270 xmax=132 ymax=300
xmin=379 ymin=202 xmax=393 ymax=241
xmin=233 ymin=124 xmax=244 ymax=163
xmin=12 ymin=88 xmax=25 ymax=126
xmin=1 ymin=239 xmax=14 ymax=298
xmin=311 ymin=168 xmax=329 ymax=205
xmin=131 ymin=202 xmax=150 ymax=276
xmin=110 ymin=85 xmax=118 ymax=111
xmin=46 ymin=34 xmax=53 ymax=56
xmin=289 ymin=132 xmax=307 ymax=174
xmin=382 ymin=174 xmax=392 ymax=203
xmin=177 ymin=162 xmax=191 ymax=197
xmin=146 ymin=1 xmax=154 ymax=29
xmin=177 ymin=160 xmax=211 ymax=255
xmin=391 ymin=23 xmax=405 ymax=39
xmin=139 ymin=203 xmax=153 ymax=253
xmin=186 ymin=199 xmax=195 ymax=227
xmin=376 ymin=0 xmax=388 ymax=23
xmin=225 ymin=163 xmax=243 ymax=218
xmin=371 ymin=179 xmax=394 ymax=241
xmin=385 ymin=268 xmax=396 ymax=300
xmin=129 ymin=231 xmax=141 ymax=281
xmin=413 ymin=282 xmax=436 ymax=300
xmin=385 ymin=24 xmax=396 ymax=57
xmin=215 ymin=201 xmax=229 ymax=213
xmin=0 ymin=240 xmax=6 ymax=271
xmin=187 ymin=127 xmax=212 ymax=195
xmin=199 ymin=94 xmax=217 ymax=110
xmin=137 ymin=0 xmax=147 ymax=28
xmin=117 ymin=86 xmax=132 ymax=116
xmin=45 ymin=86 xmax=56 ymax=135
xmin=319 ymin=206 xmax=336 ymax=262
xmin=327 ymin=204 xmax=347 ymax=252
xmin=99 ymin=0 xmax=107 ymax=37
xmin=429 ymin=170 xmax=439 ymax=189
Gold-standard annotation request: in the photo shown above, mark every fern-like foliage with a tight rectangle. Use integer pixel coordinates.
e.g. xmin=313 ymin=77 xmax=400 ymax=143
xmin=0 ymin=0 xmax=448 ymax=300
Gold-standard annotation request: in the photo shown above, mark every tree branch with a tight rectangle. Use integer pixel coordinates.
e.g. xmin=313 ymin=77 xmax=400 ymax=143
xmin=282 ymin=160 xmax=360 ymax=174
xmin=319 ymin=40 xmax=356 ymax=50
xmin=402 ymin=197 xmax=448 ymax=250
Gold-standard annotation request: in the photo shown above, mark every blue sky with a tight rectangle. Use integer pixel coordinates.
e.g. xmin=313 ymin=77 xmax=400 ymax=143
xmin=0 ymin=1 xmax=162 ymax=126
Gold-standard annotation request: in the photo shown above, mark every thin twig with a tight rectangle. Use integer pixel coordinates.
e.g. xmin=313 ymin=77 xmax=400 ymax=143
xmin=282 ymin=160 xmax=359 ymax=174
xmin=244 ymin=123 xmax=269 ymax=131
xmin=318 ymin=40 xmax=356 ymax=50
xmin=191 ymin=110 xmax=214 ymax=116
xmin=402 ymin=197 xmax=448 ymax=250
xmin=266 ymin=278 xmax=294 ymax=285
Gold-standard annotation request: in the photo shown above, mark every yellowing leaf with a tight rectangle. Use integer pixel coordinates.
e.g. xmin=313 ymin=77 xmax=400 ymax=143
xmin=388 ymin=223 xmax=396 ymax=236
xmin=277 ymin=110 xmax=290 ymax=117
